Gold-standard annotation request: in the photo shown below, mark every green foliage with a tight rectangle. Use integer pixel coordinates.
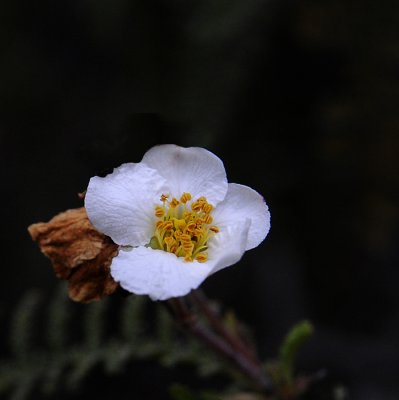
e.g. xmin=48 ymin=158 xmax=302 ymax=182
xmin=266 ymin=320 xmax=314 ymax=395
xmin=278 ymin=320 xmax=313 ymax=385
xmin=0 ymin=285 xmax=224 ymax=400
xmin=9 ymin=290 xmax=42 ymax=360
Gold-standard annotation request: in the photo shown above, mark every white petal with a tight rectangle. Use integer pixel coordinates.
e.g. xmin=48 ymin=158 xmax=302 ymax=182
xmin=111 ymin=246 xmax=214 ymax=300
xmin=206 ymin=220 xmax=251 ymax=274
xmin=212 ymin=183 xmax=271 ymax=251
xmin=141 ymin=144 xmax=228 ymax=205
xmin=85 ymin=163 xmax=168 ymax=246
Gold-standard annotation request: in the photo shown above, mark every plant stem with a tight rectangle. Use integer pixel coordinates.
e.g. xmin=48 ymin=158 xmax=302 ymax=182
xmin=190 ymin=290 xmax=259 ymax=364
xmin=167 ymin=296 xmax=274 ymax=395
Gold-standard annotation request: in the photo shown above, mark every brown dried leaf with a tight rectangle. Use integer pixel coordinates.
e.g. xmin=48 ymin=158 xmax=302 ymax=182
xmin=28 ymin=207 xmax=119 ymax=303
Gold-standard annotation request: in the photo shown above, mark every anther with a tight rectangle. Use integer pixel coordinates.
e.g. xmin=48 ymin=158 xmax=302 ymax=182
xmin=202 ymin=203 xmax=213 ymax=214
xmin=163 ymin=221 xmax=174 ymax=231
xmin=202 ymin=214 xmax=213 ymax=224
xmin=186 ymin=222 xmax=196 ymax=232
xmin=155 ymin=206 xmax=164 ymax=217
xmin=182 ymin=242 xmax=194 ymax=251
xmin=180 ymin=192 xmax=192 ymax=203
xmin=191 ymin=201 xmax=202 ymax=211
xmin=183 ymin=211 xmax=193 ymax=219
xmin=170 ymin=198 xmax=180 ymax=208
xmin=164 ymin=236 xmax=175 ymax=246
xmin=195 ymin=253 xmax=208 ymax=263
xmin=210 ymin=226 xmax=219 ymax=233
xmin=180 ymin=233 xmax=191 ymax=243
xmin=160 ymin=194 xmax=169 ymax=202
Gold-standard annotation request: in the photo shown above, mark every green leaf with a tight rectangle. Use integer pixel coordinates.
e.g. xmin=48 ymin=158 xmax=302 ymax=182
xmin=120 ymin=295 xmax=146 ymax=341
xmin=9 ymin=290 xmax=41 ymax=360
xmin=47 ymin=283 xmax=70 ymax=351
xmin=278 ymin=320 xmax=313 ymax=385
xmin=84 ymin=297 xmax=108 ymax=349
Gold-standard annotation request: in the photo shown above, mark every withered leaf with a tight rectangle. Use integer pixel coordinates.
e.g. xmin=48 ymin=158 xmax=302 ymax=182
xmin=28 ymin=207 xmax=119 ymax=303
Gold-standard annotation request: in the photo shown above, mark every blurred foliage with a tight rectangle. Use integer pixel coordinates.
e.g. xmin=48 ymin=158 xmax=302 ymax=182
xmin=0 ymin=284 xmax=320 ymax=400
xmin=266 ymin=321 xmax=314 ymax=398
xmin=278 ymin=321 xmax=313 ymax=386
xmin=0 ymin=285 xmax=228 ymax=400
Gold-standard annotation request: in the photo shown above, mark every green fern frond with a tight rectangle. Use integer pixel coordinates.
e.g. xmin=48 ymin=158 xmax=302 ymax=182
xmin=46 ymin=284 xmax=70 ymax=351
xmin=0 ymin=286 xmax=228 ymax=400
xmin=84 ymin=297 xmax=109 ymax=349
xmin=9 ymin=290 xmax=41 ymax=360
xmin=120 ymin=295 xmax=146 ymax=341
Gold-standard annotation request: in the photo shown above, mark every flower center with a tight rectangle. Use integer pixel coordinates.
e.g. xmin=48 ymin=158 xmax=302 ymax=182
xmin=149 ymin=192 xmax=219 ymax=262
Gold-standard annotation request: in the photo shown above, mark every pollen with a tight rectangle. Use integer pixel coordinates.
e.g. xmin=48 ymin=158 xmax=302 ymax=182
xmin=150 ymin=192 xmax=219 ymax=262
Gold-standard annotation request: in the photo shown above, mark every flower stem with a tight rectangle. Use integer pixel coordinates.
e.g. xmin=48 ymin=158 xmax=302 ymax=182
xmin=190 ymin=290 xmax=259 ymax=364
xmin=166 ymin=296 xmax=274 ymax=395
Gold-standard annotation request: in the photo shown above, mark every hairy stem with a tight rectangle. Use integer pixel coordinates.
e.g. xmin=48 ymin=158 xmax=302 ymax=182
xmin=190 ymin=290 xmax=259 ymax=364
xmin=167 ymin=296 xmax=274 ymax=395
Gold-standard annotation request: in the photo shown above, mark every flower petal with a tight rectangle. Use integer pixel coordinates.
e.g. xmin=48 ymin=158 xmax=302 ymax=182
xmin=212 ymin=183 xmax=271 ymax=251
xmin=141 ymin=144 xmax=228 ymax=205
xmin=206 ymin=219 xmax=251 ymax=274
xmin=85 ymin=163 xmax=168 ymax=246
xmin=110 ymin=246 xmax=214 ymax=300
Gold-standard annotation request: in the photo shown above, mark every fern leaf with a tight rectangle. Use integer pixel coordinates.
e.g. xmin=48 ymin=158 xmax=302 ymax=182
xmin=46 ymin=283 xmax=70 ymax=351
xmin=120 ymin=295 xmax=146 ymax=341
xmin=102 ymin=340 xmax=132 ymax=374
xmin=9 ymin=290 xmax=41 ymax=360
xmin=84 ymin=298 xmax=108 ymax=349
xmin=67 ymin=349 xmax=102 ymax=389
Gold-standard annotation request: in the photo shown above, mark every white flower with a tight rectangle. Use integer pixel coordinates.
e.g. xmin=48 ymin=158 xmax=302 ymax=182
xmin=85 ymin=144 xmax=270 ymax=301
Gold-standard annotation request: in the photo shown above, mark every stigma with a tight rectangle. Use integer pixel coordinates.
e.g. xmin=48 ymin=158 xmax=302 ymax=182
xmin=150 ymin=192 xmax=219 ymax=262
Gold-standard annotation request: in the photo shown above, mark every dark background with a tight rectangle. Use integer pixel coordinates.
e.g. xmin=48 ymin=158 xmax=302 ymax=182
xmin=1 ymin=0 xmax=398 ymax=399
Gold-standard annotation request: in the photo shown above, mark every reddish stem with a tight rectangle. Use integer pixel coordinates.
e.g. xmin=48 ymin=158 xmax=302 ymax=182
xmin=167 ymin=297 xmax=274 ymax=394
xmin=190 ymin=290 xmax=259 ymax=364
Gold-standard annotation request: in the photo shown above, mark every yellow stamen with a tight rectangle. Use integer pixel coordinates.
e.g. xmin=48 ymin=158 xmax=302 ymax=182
xmin=191 ymin=201 xmax=202 ymax=211
xmin=150 ymin=192 xmax=220 ymax=263
xmin=186 ymin=222 xmax=196 ymax=232
xmin=163 ymin=221 xmax=174 ymax=231
xmin=202 ymin=214 xmax=213 ymax=224
xmin=202 ymin=203 xmax=213 ymax=214
xmin=160 ymin=194 xmax=169 ymax=202
xmin=180 ymin=192 xmax=192 ymax=203
xmin=170 ymin=198 xmax=180 ymax=208
xmin=155 ymin=206 xmax=164 ymax=217
xmin=195 ymin=253 xmax=208 ymax=263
